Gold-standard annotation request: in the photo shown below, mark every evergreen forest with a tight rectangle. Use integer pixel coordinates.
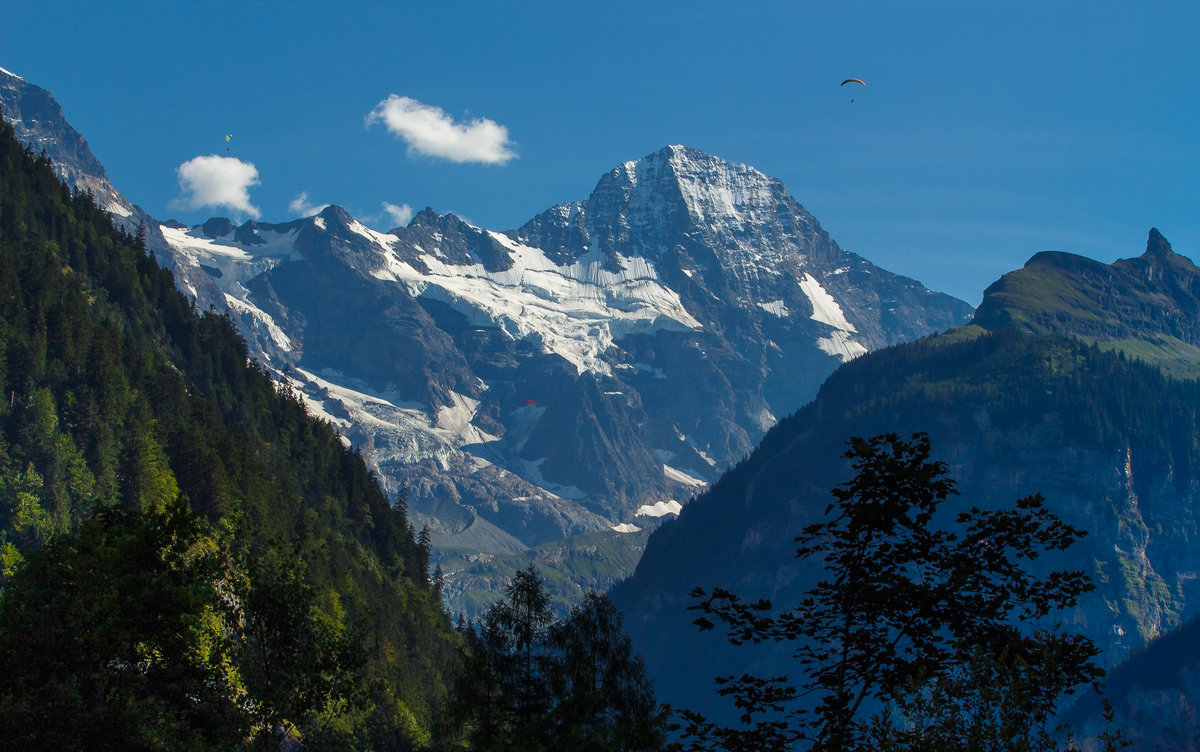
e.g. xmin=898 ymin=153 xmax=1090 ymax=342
xmin=0 ymin=112 xmax=458 ymax=748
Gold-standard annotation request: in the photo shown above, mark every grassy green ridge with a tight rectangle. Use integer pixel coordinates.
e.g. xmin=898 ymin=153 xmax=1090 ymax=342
xmin=969 ymin=232 xmax=1200 ymax=377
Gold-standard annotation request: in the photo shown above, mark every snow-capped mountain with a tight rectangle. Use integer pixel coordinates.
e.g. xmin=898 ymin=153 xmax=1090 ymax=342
xmin=157 ymin=146 xmax=972 ymax=552
xmin=0 ymin=69 xmax=972 ymax=607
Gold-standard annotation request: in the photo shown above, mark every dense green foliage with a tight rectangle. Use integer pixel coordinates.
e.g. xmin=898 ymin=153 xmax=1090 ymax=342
xmin=449 ymin=566 xmax=670 ymax=751
xmin=0 ymin=500 xmax=248 ymax=749
xmin=0 ymin=112 xmax=457 ymax=747
xmin=681 ymin=433 xmax=1118 ymax=752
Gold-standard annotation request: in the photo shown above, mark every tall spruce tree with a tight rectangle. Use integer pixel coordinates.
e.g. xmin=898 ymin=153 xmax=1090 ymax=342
xmin=546 ymin=592 xmax=668 ymax=752
xmin=491 ymin=565 xmax=554 ymax=749
xmin=450 ymin=568 xmax=669 ymax=751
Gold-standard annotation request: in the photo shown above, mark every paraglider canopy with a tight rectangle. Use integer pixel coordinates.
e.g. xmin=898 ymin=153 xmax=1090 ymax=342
xmin=523 ymin=399 xmax=536 ymax=406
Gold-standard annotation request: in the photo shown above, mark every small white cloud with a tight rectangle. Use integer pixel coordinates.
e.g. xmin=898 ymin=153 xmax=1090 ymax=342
xmin=289 ymin=191 xmax=330 ymax=217
xmin=366 ymin=95 xmax=516 ymax=165
xmin=170 ymin=155 xmax=261 ymax=218
xmin=382 ymin=201 xmax=414 ymax=227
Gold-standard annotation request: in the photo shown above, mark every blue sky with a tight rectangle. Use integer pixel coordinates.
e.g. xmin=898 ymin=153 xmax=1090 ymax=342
xmin=3 ymin=1 xmax=1197 ymax=305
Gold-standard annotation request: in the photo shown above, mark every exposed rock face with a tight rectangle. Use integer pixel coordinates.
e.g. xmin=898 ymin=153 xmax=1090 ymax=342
xmin=1 ymin=68 xmax=113 ymax=209
xmin=0 ymin=70 xmax=177 ymax=250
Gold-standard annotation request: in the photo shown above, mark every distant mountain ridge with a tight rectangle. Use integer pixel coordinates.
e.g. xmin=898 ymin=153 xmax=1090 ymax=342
xmin=0 ymin=67 xmax=973 ymax=614
xmin=153 ymin=148 xmax=972 ymax=548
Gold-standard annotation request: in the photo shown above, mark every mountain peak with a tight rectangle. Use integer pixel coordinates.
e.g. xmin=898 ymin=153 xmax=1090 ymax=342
xmin=316 ymin=204 xmax=355 ymax=225
xmin=637 ymin=143 xmax=727 ymax=169
xmin=1144 ymin=227 xmax=1174 ymax=259
xmin=620 ymin=145 xmax=782 ymax=204
xmin=584 ymin=144 xmax=792 ymax=250
xmin=408 ymin=207 xmax=442 ymax=228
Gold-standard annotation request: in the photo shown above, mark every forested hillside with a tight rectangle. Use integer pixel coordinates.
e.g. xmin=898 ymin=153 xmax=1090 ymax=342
xmin=0 ymin=112 xmax=458 ymax=748
xmin=614 ymin=321 xmax=1200 ymax=722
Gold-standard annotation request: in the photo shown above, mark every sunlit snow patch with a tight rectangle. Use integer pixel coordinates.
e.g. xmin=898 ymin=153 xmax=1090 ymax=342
xmin=223 ymin=293 xmax=294 ymax=353
xmin=664 ymin=465 xmax=708 ymax=487
xmin=160 ymin=224 xmax=302 ymax=287
xmin=798 ymin=273 xmax=867 ymax=361
xmin=611 ymin=523 xmax=643 ymax=533
xmin=636 ymin=500 xmax=683 ymax=518
xmin=161 ymin=223 xmax=309 ymax=355
xmin=106 ymin=201 xmax=132 ymax=218
xmin=757 ymin=300 xmax=790 ymax=318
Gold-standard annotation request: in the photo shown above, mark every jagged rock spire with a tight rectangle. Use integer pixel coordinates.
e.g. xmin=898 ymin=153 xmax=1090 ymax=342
xmin=1145 ymin=227 xmax=1173 ymax=259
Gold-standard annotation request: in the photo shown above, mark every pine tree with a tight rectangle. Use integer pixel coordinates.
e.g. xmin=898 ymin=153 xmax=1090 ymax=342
xmin=449 ymin=570 xmax=671 ymax=751
xmin=545 ymin=592 xmax=668 ymax=751
xmin=492 ymin=565 xmax=554 ymax=749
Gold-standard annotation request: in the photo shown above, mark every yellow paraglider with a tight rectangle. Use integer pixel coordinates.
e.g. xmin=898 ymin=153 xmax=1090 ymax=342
xmin=225 ymin=133 xmax=232 ymax=152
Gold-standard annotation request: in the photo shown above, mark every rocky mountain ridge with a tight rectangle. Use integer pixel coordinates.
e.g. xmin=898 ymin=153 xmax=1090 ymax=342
xmin=156 ymin=147 xmax=973 ymax=550
xmin=970 ymin=227 xmax=1200 ymax=377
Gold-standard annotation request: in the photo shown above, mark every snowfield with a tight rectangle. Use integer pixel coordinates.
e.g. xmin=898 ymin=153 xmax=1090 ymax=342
xmin=799 ymin=273 xmax=868 ymax=361
xmin=371 ymin=229 xmax=702 ymax=375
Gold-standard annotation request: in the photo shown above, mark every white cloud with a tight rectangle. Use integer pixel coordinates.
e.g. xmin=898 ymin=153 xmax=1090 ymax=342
xmin=289 ymin=191 xmax=330 ymax=217
xmin=170 ymin=155 xmax=261 ymax=218
xmin=382 ymin=201 xmax=414 ymax=227
xmin=366 ymin=95 xmax=516 ymax=165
